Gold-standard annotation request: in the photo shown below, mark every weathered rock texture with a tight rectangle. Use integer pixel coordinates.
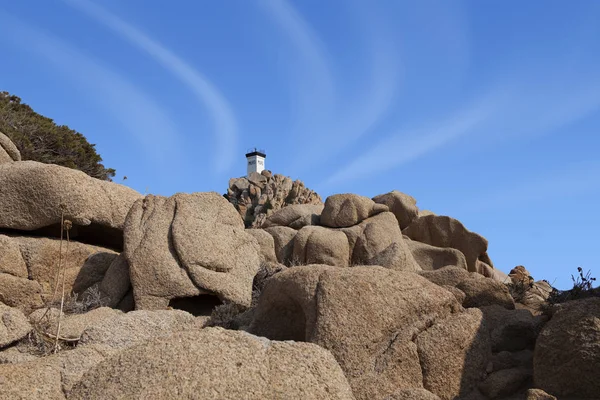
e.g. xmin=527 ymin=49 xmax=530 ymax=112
xmin=0 ymin=234 xmax=116 ymax=313
xmin=226 ymin=171 xmax=322 ymax=228
xmin=79 ymin=309 xmax=197 ymax=350
xmin=70 ymin=328 xmax=355 ymax=400
xmin=263 ymin=204 xmax=324 ymax=229
xmin=98 ymin=254 xmax=131 ymax=308
xmin=321 ymin=194 xmax=388 ymax=228
xmin=372 ymin=190 xmax=419 ymax=230
xmin=292 ymin=226 xmax=349 ymax=267
xmin=0 ymin=343 xmax=116 ymax=398
xmin=0 ymin=131 xmax=21 ymax=164
xmin=480 ymin=305 xmax=543 ymax=352
xmin=249 ymin=266 xmax=491 ymax=400
xmin=0 ymin=302 xmax=31 ymax=348
xmin=124 ymin=192 xmax=261 ymax=310
xmin=507 ymin=266 xmax=553 ymax=313
xmin=29 ymin=307 xmax=121 ymax=340
xmin=0 ymin=161 xmax=141 ymax=236
xmin=245 ymin=229 xmax=278 ymax=263
xmin=406 ymin=238 xmax=468 ymax=271
xmin=264 ymin=226 xmax=297 ymax=265
xmin=403 ymin=215 xmax=492 ymax=273
xmin=534 ymin=297 xmax=600 ymax=398
xmin=351 ymin=212 xmax=420 ymax=271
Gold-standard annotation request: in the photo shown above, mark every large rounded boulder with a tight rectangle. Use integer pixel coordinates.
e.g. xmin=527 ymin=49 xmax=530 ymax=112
xmin=262 ymin=204 xmax=324 ymax=229
xmin=372 ymin=190 xmax=419 ymax=230
xmin=0 ymin=234 xmax=117 ymax=313
xmin=249 ymin=265 xmax=491 ymax=399
xmin=321 ymin=194 xmax=388 ymax=228
xmin=533 ymin=297 xmax=600 ymax=398
xmin=402 ymin=215 xmax=492 ymax=273
xmin=69 ymin=327 xmax=355 ymax=400
xmin=292 ymin=225 xmax=350 ymax=267
xmin=124 ymin=192 xmax=261 ymax=310
xmin=0 ymin=161 xmax=141 ymax=247
xmin=0 ymin=131 xmax=21 ymax=164
xmin=350 ymin=212 xmax=420 ymax=271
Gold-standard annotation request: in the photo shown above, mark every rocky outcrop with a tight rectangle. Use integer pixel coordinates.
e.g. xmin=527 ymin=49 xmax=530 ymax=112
xmin=292 ymin=226 xmax=349 ymax=267
xmin=264 ymin=226 xmax=297 ymax=265
xmin=124 ymin=192 xmax=261 ymax=310
xmin=98 ymin=254 xmax=131 ymax=308
xmin=263 ymin=203 xmax=420 ymax=271
xmin=79 ymin=310 xmax=198 ymax=350
xmin=0 ymin=273 xmax=44 ymax=314
xmin=29 ymin=307 xmax=121 ymax=340
xmin=0 ymin=343 xmax=116 ymax=398
xmin=226 ymin=171 xmax=322 ymax=228
xmin=386 ymin=389 xmax=441 ymax=399
xmin=262 ymin=204 xmax=324 ymax=229
xmin=249 ymin=265 xmax=492 ymax=400
xmin=0 ymin=302 xmax=31 ymax=348
xmin=524 ymin=388 xmax=557 ymax=399
xmin=0 ymin=234 xmax=117 ymax=313
xmin=402 ymin=215 xmax=492 ymax=273
xmin=478 ymin=367 xmax=532 ymax=399
xmin=245 ymin=229 xmax=278 ymax=263
xmin=0 ymin=161 xmax=141 ymax=248
xmin=350 ymin=212 xmax=420 ymax=271
xmin=415 ymin=308 xmax=491 ymax=399
xmin=406 ymin=238 xmax=468 ymax=271
xmin=534 ymin=297 xmax=600 ymax=398
xmin=372 ymin=190 xmax=418 ymax=230
xmin=419 ymin=266 xmax=472 ymax=287
xmin=457 ymin=278 xmax=515 ymax=309
xmin=507 ymin=266 xmax=553 ymax=312
xmin=2 ymin=162 xmax=596 ymax=400
xmin=480 ymin=305 xmax=545 ymax=353
xmin=0 ymin=131 xmax=21 ymax=164
xmin=70 ymin=327 xmax=355 ymax=400
xmin=321 ymin=194 xmax=388 ymax=228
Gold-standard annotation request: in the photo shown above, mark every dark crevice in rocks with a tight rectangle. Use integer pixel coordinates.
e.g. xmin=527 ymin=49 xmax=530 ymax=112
xmin=169 ymin=295 xmax=223 ymax=317
xmin=0 ymin=224 xmax=123 ymax=251
xmin=167 ymin=199 xmax=197 ymax=285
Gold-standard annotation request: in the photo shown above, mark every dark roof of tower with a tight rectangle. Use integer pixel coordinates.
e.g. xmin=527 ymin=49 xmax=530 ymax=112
xmin=245 ymin=148 xmax=266 ymax=158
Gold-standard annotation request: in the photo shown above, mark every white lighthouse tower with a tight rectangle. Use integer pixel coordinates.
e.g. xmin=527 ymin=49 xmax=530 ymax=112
xmin=246 ymin=148 xmax=266 ymax=177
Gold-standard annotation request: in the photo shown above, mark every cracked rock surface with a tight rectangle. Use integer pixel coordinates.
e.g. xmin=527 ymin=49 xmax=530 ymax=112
xmin=0 ymin=161 xmax=141 ymax=232
xmin=249 ymin=265 xmax=491 ymax=400
xmin=68 ymin=327 xmax=355 ymax=400
xmin=124 ymin=192 xmax=261 ymax=309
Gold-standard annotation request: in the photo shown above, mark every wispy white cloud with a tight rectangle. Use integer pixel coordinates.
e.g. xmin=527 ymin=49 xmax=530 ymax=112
xmin=322 ymin=89 xmax=502 ymax=186
xmin=62 ymin=0 xmax=238 ymax=174
xmin=324 ymin=58 xmax=600 ymax=188
xmin=332 ymin=3 xmax=400 ymax=146
xmin=0 ymin=10 xmax=181 ymax=180
xmin=258 ymin=0 xmax=401 ymax=168
xmin=465 ymin=160 xmax=600 ymax=213
xmin=257 ymin=0 xmax=334 ymax=128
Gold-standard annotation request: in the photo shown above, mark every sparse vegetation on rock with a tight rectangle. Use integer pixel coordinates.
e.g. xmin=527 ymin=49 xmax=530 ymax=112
xmin=0 ymin=92 xmax=115 ymax=180
xmin=225 ymin=170 xmax=322 ymax=227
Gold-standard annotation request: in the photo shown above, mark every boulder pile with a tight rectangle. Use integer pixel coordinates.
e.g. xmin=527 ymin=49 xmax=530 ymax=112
xmin=225 ymin=170 xmax=322 ymax=227
xmin=0 ymin=132 xmax=598 ymax=399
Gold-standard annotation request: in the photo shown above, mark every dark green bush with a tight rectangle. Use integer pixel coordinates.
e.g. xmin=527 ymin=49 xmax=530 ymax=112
xmin=0 ymin=91 xmax=115 ymax=180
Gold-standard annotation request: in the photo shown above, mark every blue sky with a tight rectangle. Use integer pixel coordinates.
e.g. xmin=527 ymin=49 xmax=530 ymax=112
xmin=1 ymin=0 xmax=599 ymax=289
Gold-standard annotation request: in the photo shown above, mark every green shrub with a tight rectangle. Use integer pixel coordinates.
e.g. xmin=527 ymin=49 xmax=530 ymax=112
xmin=0 ymin=91 xmax=115 ymax=180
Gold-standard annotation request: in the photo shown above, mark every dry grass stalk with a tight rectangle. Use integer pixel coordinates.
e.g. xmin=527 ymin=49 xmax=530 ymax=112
xmin=54 ymin=218 xmax=72 ymax=353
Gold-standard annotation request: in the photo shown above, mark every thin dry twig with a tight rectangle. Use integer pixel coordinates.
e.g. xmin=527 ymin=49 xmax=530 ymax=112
xmin=54 ymin=219 xmax=72 ymax=353
xmin=35 ymin=206 xmax=66 ymax=326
